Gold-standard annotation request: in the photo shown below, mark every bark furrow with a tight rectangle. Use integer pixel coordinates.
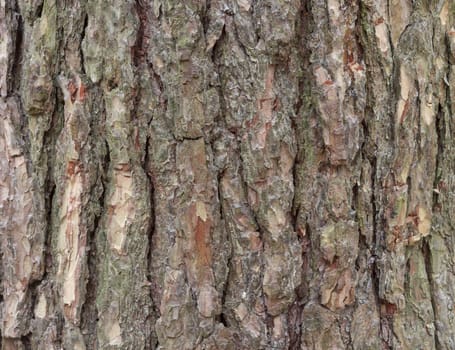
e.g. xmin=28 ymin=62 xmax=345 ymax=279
xmin=1 ymin=0 xmax=454 ymax=349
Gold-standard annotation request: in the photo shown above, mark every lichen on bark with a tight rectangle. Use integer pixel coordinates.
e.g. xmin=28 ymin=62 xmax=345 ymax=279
xmin=1 ymin=0 xmax=455 ymax=349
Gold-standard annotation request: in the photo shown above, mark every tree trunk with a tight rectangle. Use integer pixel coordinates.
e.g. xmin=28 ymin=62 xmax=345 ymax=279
xmin=1 ymin=0 xmax=454 ymax=349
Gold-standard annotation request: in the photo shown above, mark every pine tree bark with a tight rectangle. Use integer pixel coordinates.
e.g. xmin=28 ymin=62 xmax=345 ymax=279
xmin=1 ymin=0 xmax=454 ymax=349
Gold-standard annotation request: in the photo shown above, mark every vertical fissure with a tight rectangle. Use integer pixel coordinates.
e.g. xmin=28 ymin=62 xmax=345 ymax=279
xmin=432 ymin=104 xmax=445 ymax=212
xmin=426 ymin=100 xmax=446 ymax=350
xmin=20 ymin=333 xmax=32 ymax=350
xmin=216 ymin=169 xmax=231 ymax=327
xmin=80 ymin=13 xmax=88 ymax=75
xmin=11 ymin=3 xmax=24 ymax=94
xmin=145 ymin=136 xmax=158 ymax=350
xmin=2 ymin=0 xmax=455 ymax=348
xmin=144 ymin=135 xmax=155 ymax=280
xmin=289 ymin=2 xmax=311 ymax=348
xmin=133 ymin=0 xmax=148 ymax=67
xmin=35 ymin=0 xmax=44 ymax=19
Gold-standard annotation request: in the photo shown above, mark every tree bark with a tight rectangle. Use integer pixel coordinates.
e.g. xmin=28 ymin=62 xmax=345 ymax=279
xmin=1 ymin=0 xmax=454 ymax=349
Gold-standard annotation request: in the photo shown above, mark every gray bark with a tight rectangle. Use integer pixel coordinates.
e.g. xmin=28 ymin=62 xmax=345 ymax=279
xmin=1 ymin=0 xmax=454 ymax=349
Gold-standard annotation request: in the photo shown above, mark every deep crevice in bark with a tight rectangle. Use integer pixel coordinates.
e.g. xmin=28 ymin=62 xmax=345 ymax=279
xmin=133 ymin=0 xmax=148 ymax=68
xmin=144 ymin=134 xmax=155 ymax=283
xmin=2 ymin=0 xmax=454 ymax=348
xmin=216 ymin=169 xmax=230 ymax=325
xmin=80 ymin=13 xmax=88 ymax=75
xmin=35 ymin=0 xmax=44 ymax=19
xmin=10 ymin=5 xmax=23 ymax=95
xmin=433 ymin=103 xmax=445 ymax=211
xmin=20 ymin=333 xmax=32 ymax=350
xmin=428 ymin=99 xmax=446 ymax=350
xmin=202 ymin=0 xmax=211 ymax=36
xmin=41 ymin=176 xmax=55 ymax=277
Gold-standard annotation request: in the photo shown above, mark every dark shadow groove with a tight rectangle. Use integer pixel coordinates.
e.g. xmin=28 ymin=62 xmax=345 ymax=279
xmin=80 ymin=13 xmax=88 ymax=74
xmin=11 ymin=4 xmax=24 ymax=94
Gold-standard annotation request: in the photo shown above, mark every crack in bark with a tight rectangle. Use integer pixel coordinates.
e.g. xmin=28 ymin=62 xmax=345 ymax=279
xmin=2 ymin=1 xmax=454 ymax=348
xmin=10 ymin=3 xmax=23 ymax=95
xmin=80 ymin=13 xmax=88 ymax=75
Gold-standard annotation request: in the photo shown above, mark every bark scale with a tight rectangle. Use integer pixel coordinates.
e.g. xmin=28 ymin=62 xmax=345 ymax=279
xmin=1 ymin=0 xmax=454 ymax=349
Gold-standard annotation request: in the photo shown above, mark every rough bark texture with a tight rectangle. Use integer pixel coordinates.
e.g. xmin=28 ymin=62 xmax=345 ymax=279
xmin=1 ymin=0 xmax=454 ymax=349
